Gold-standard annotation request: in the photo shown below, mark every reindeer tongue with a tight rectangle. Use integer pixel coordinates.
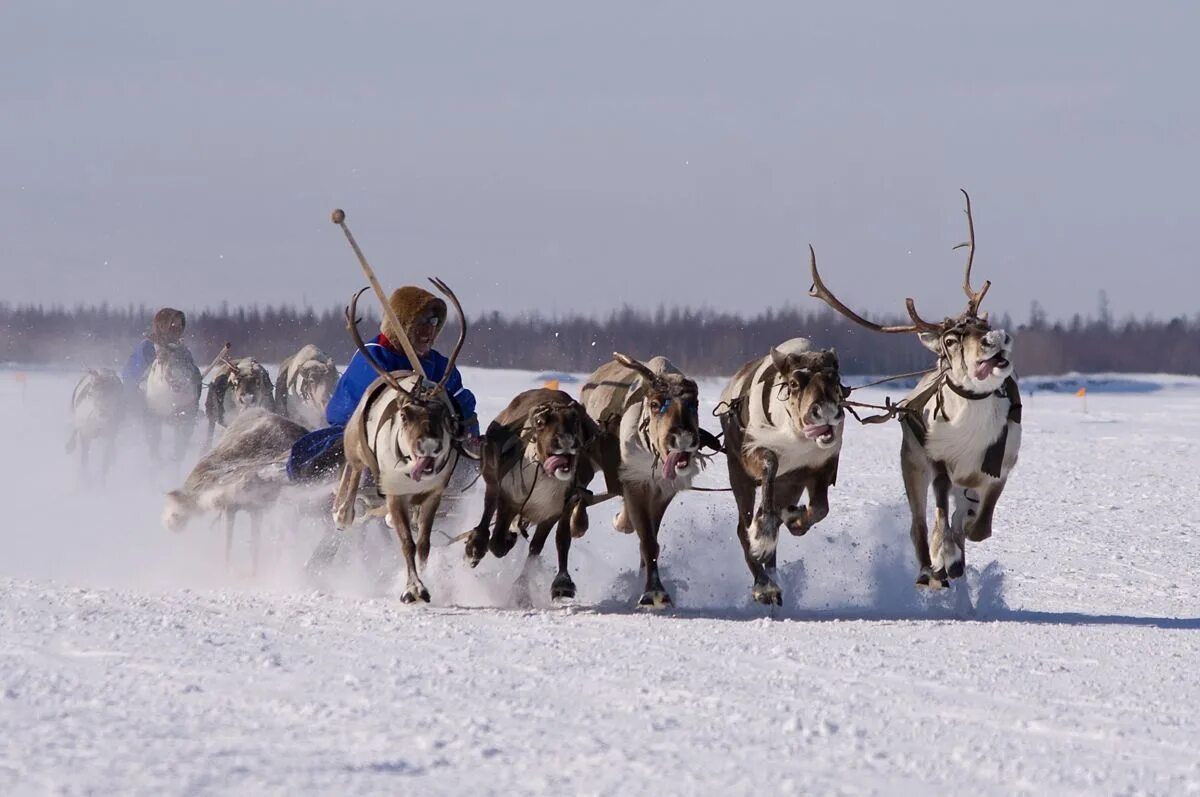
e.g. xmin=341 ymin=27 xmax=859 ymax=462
xmin=409 ymin=456 xmax=435 ymax=482
xmin=542 ymin=455 xmax=572 ymax=476
xmin=975 ymin=354 xmax=1007 ymax=381
xmin=662 ymin=450 xmax=689 ymax=481
xmin=803 ymin=424 xmax=833 ymax=441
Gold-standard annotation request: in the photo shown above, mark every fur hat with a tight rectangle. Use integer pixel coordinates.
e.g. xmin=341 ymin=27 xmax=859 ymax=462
xmin=149 ymin=307 xmax=186 ymax=344
xmin=381 ymin=286 xmax=447 ymax=342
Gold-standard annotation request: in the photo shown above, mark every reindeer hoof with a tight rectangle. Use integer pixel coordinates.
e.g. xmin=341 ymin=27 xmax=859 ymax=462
xmin=401 ymin=585 xmax=431 ymax=604
xmin=636 ymin=590 xmax=672 ymax=610
xmin=612 ymin=509 xmax=634 ymax=534
xmin=919 ymin=569 xmax=951 ymax=590
xmin=550 ymin=574 xmax=576 ymax=601
xmin=965 ymin=522 xmax=992 ymax=542
xmin=464 ymin=532 xmax=489 ymax=568
xmin=752 ymin=582 xmax=782 ymax=606
xmin=947 ymin=560 xmax=965 ymax=579
xmin=489 ymin=531 xmax=518 ymax=559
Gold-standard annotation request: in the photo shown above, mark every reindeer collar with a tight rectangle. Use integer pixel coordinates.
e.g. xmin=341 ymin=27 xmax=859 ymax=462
xmin=941 ymin=377 xmax=997 ymax=401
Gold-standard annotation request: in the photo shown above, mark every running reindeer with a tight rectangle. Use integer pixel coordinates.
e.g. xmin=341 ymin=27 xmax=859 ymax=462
xmin=717 ymin=336 xmax=847 ymax=606
xmin=326 ymin=208 xmax=473 ymax=604
xmin=66 ymin=368 xmax=125 ymax=484
xmin=463 ymin=388 xmax=601 ymax=602
xmin=204 ymin=356 xmax=275 ymax=447
xmin=275 ymin=345 xmax=340 ymax=430
xmin=582 ymin=353 xmax=718 ymax=608
xmin=143 ymin=340 xmax=203 ymax=463
xmin=163 ymin=408 xmax=308 ymax=575
xmin=808 ymin=189 xmax=1021 ymax=588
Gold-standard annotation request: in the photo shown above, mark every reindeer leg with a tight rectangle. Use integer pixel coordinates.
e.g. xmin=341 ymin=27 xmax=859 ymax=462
xmin=927 ymin=464 xmax=953 ymax=589
xmin=901 ymin=437 xmax=935 ymax=587
xmin=100 ymin=434 xmax=117 ymax=487
xmin=747 ymin=450 xmax=782 ymax=565
xmin=250 ymin=511 xmax=262 ymax=578
xmin=224 ymin=510 xmax=236 ymax=571
xmin=465 ymin=483 xmax=498 ymax=567
xmin=146 ymin=419 xmax=162 ymax=463
xmin=78 ymin=437 xmax=91 ymax=485
xmin=549 ymin=507 xmax=576 ymax=601
xmin=332 ymin=462 xmax=363 ymax=530
xmin=415 ymin=493 xmax=441 ymax=566
xmin=721 ymin=414 xmax=780 ymax=605
xmin=487 ymin=501 xmax=520 ymax=559
xmin=388 ymin=496 xmax=429 ymax=604
xmin=784 ymin=475 xmax=831 ymax=536
xmin=965 ymin=478 xmax=1006 ymax=544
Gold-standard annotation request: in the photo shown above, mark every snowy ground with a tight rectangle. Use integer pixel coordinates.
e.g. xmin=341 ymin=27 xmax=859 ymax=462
xmin=2 ymin=365 xmax=1199 ymax=795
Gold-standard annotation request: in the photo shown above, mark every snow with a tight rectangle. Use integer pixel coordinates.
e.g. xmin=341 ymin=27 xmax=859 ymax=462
xmin=3 ymin=366 xmax=1199 ymax=795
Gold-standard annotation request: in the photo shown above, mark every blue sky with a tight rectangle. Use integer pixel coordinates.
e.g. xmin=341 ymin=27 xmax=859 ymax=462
xmin=3 ymin=1 xmax=1197 ymax=322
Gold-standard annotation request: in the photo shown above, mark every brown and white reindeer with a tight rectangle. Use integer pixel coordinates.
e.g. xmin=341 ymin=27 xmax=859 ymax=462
xmin=718 ymin=335 xmax=847 ymax=606
xmin=163 ymin=408 xmax=308 ymax=574
xmin=581 ymin=353 xmax=719 ymax=608
xmin=204 ymin=356 xmax=275 ymax=447
xmin=143 ymin=340 xmax=203 ymax=463
xmin=463 ymin=388 xmax=601 ymax=602
xmin=808 ymin=190 xmax=1021 ymax=588
xmin=275 ymin=344 xmax=340 ymax=430
xmin=331 ymin=282 xmax=470 ymax=604
xmin=66 ymin=368 xmax=125 ymax=484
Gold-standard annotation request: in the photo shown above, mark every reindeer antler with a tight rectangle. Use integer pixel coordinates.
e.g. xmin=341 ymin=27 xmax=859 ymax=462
xmin=346 ymin=287 xmax=410 ymax=398
xmin=956 ymin=189 xmax=991 ymax=317
xmin=808 ymin=245 xmax=940 ymax=334
xmin=428 ymin=276 xmax=467 ymax=394
xmin=612 ymin=352 xmax=663 ymax=385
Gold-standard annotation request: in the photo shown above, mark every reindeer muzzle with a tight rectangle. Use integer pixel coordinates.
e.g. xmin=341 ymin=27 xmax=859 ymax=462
xmin=662 ymin=450 xmax=693 ymax=481
xmin=408 ymin=455 xmax=438 ymax=482
xmin=542 ymin=453 xmax=576 ymax=479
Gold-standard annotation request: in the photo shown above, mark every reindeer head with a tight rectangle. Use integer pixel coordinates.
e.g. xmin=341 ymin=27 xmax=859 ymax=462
xmin=161 ymin=490 xmax=196 ymax=532
xmin=808 ymin=189 xmax=1015 ymax=394
xmin=295 ymin=359 xmax=338 ymax=409
xmin=612 ymin=353 xmax=702 ymax=481
xmin=770 ymin=346 xmax=845 ymax=449
xmin=526 ymin=400 xmax=593 ymax=482
xmin=220 ymin=358 xmax=271 ymax=410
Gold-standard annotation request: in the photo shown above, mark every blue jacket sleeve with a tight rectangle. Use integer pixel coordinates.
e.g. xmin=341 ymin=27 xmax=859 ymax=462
xmin=120 ymin=340 xmax=155 ymax=386
xmin=442 ymin=365 xmax=478 ymax=435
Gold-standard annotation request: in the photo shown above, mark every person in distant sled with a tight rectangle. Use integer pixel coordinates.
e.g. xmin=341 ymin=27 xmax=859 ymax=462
xmin=120 ymin=307 xmax=198 ymax=393
xmin=287 ymin=285 xmax=480 ymax=490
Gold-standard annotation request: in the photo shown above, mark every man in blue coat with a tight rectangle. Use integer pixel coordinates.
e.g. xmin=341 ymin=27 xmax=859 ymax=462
xmin=287 ymin=285 xmax=479 ymax=482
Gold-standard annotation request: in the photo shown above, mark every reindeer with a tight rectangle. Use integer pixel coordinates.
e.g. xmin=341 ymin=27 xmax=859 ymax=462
xmin=143 ymin=341 xmax=203 ymax=463
xmin=66 ymin=368 xmax=125 ymax=484
xmin=163 ymin=408 xmax=308 ymax=574
xmin=275 ymin=344 xmax=340 ymax=430
xmin=808 ymin=190 xmax=1021 ymax=588
xmin=717 ymin=337 xmax=847 ymax=606
xmin=581 ymin=353 xmax=719 ymax=608
xmin=330 ymin=283 xmax=469 ymax=604
xmin=204 ymin=356 xmax=275 ymax=447
xmin=463 ymin=389 xmax=600 ymax=602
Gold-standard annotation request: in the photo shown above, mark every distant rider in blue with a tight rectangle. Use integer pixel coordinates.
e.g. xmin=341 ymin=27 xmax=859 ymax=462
xmin=120 ymin=307 xmax=196 ymax=395
xmin=287 ymin=285 xmax=479 ymax=482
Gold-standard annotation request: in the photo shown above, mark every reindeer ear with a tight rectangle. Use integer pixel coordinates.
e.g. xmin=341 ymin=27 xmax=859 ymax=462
xmin=769 ymin=347 xmax=788 ymax=372
xmin=917 ymin=332 xmax=943 ymax=354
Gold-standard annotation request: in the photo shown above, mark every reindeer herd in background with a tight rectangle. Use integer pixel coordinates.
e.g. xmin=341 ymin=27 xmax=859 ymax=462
xmin=67 ymin=191 xmax=1021 ymax=608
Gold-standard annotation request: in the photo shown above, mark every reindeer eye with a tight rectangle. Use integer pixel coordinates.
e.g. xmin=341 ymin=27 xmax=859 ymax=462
xmin=944 ymin=335 xmax=960 ymax=348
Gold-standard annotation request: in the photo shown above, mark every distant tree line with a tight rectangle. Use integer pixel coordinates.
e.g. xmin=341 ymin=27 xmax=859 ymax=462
xmin=1 ymin=300 xmax=1198 ymax=377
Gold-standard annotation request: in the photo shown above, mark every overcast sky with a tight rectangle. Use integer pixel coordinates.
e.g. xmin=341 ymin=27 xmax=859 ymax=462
xmin=3 ymin=1 xmax=1198 ymax=323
